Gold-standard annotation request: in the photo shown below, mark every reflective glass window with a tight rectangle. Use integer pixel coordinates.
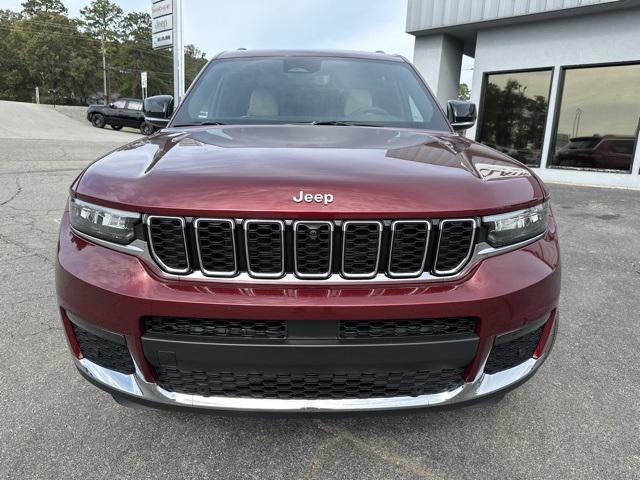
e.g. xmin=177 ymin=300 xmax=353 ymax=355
xmin=478 ymin=70 xmax=552 ymax=167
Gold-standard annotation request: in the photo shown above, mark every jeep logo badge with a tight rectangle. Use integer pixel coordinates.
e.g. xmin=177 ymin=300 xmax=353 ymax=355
xmin=292 ymin=190 xmax=334 ymax=206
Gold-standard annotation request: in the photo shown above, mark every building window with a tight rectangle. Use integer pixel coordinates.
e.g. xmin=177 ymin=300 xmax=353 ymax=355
xmin=477 ymin=69 xmax=553 ymax=167
xmin=550 ymin=64 xmax=640 ymax=173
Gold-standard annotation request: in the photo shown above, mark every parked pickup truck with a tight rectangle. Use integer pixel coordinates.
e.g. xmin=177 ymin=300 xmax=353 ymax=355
xmin=87 ymin=98 xmax=156 ymax=135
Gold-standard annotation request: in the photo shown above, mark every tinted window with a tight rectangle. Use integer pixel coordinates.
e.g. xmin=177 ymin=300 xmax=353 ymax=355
xmin=113 ymin=99 xmax=127 ymax=109
xmin=172 ymin=57 xmax=449 ymax=131
xmin=610 ymin=140 xmax=635 ymax=155
xmin=127 ymin=100 xmax=142 ymax=111
xmin=566 ymin=138 xmax=600 ymax=150
xmin=477 ymin=70 xmax=552 ymax=167
xmin=551 ymin=64 xmax=640 ymax=172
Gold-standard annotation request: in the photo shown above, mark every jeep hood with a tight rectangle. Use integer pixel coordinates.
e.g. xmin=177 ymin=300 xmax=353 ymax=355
xmin=75 ymin=125 xmax=546 ymax=217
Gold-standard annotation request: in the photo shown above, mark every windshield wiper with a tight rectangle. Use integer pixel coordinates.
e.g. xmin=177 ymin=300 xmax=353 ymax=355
xmin=172 ymin=121 xmax=227 ymax=127
xmin=307 ymin=120 xmax=383 ymax=127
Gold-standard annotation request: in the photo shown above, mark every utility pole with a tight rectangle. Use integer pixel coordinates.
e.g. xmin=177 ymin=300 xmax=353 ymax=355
xmin=101 ymin=32 xmax=108 ymax=105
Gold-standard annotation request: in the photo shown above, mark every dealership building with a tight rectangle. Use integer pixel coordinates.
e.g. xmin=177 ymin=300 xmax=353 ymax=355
xmin=407 ymin=0 xmax=640 ymax=188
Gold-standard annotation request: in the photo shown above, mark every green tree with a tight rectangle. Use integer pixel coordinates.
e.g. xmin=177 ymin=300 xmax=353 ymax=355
xmin=21 ymin=0 xmax=67 ymax=17
xmin=0 ymin=1 xmax=208 ymax=105
xmin=80 ymin=0 xmax=123 ymax=104
xmin=458 ymin=83 xmax=470 ymax=101
xmin=185 ymin=44 xmax=207 ymax=88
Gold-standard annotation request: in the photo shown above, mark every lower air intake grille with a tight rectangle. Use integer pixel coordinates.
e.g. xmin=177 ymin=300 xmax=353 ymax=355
xmin=435 ymin=220 xmax=475 ymax=274
xmin=148 ymin=216 xmax=189 ymax=273
xmin=155 ymin=367 xmax=465 ymax=399
xmin=340 ymin=318 xmax=477 ymax=339
xmin=484 ymin=326 xmax=544 ymax=374
xmin=144 ymin=317 xmax=286 ymax=339
xmin=71 ymin=323 xmax=135 ymax=374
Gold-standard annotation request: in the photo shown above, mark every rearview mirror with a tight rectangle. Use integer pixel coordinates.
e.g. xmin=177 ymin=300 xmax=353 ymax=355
xmin=447 ymin=100 xmax=476 ymax=131
xmin=144 ymin=95 xmax=174 ymax=129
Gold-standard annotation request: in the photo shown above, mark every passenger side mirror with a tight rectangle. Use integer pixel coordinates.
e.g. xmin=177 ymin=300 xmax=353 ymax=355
xmin=144 ymin=95 xmax=174 ymax=129
xmin=447 ymin=100 xmax=476 ymax=131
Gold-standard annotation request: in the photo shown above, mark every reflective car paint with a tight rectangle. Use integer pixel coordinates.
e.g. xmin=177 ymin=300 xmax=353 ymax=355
xmin=73 ymin=125 xmax=545 ymax=218
xmin=56 ymin=210 xmax=560 ymax=384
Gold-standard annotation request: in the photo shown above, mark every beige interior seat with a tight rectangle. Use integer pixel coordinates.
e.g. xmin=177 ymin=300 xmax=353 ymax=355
xmin=344 ymin=89 xmax=373 ymax=116
xmin=247 ymin=88 xmax=279 ymax=116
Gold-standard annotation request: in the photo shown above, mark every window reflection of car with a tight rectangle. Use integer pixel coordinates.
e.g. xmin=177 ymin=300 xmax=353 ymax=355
xmin=554 ymin=135 xmax=635 ymax=171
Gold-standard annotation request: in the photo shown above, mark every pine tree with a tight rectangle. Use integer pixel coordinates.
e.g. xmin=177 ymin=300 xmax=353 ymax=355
xmin=80 ymin=0 xmax=123 ymax=104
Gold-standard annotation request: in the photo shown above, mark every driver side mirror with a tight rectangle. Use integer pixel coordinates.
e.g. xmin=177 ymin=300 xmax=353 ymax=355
xmin=447 ymin=100 xmax=476 ymax=131
xmin=144 ymin=95 xmax=174 ymax=129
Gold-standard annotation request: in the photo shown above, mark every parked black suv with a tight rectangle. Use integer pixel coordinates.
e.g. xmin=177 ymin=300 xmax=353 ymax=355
xmin=87 ymin=98 xmax=156 ymax=135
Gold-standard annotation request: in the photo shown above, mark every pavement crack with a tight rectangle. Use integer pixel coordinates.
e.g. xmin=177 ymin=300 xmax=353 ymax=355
xmin=0 ymin=178 xmax=22 ymax=207
xmin=0 ymin=232 xmax=54 ymax=265
xmin=313 ymin=420 xmax=445 ymax=480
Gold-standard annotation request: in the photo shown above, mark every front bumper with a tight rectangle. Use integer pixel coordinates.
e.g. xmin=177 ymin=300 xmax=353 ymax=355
xmin=73 ymin=316 xmax=556 ymax=412
xmin=56 ymin=213 xmax=560 ymax=412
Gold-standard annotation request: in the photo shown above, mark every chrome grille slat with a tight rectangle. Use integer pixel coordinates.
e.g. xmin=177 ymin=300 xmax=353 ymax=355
xmin=434 ymin=219 xmax=476 ymax=275
xmin=388 ymin=220 xmax=431 ymax=278
xmin=147 ymin=216 xmax=190 ymax=274
xmin=194 ymin=218 xmax=237 ymax=277
xmin=341 ymin=221 xmax=383 ymax=279
xmin=244 ymin=220 xmax=285 ymax=278
xmin=293 ymin=221 xmax=334 ymax=279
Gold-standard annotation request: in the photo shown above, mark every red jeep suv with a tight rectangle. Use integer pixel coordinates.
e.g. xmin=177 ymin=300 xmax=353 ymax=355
xmin=55 ymin=50 xmax=560 ymax=413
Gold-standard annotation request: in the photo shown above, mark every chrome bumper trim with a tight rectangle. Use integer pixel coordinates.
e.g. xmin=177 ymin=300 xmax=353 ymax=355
xmin=74 ymin=318 xmax=556 ymax=412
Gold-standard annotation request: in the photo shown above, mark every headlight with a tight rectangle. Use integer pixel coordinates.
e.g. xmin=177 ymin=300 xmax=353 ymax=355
xmin=69 ymin=198 xmax=140 ymax=244
xmin=483 ymin=202 xmax=549 ymax=248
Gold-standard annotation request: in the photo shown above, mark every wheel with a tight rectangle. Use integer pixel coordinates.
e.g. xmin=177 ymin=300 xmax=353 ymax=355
xmin=140 ymin=122 xmax=155 ymax=136
xmin=91 ymin=114 xmax=105 ymax=128
xmin=111 ymin=125 xmax=123 ymax=131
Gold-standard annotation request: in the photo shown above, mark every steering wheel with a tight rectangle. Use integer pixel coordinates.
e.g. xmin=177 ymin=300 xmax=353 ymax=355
xmin=348 ymin=106 xmax=390 ymax=118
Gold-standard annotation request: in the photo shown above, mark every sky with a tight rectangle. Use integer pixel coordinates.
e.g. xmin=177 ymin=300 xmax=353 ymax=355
xmin=1 ymin=0 xmax=474 ymax=87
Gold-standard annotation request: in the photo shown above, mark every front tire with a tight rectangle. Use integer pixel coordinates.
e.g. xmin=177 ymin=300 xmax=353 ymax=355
xmin=140 ymin=122 xmax=155 ymax=136
xmin=111 ymin=125 xmax=123 ymax=131
xmin=91 ymin=114 xmax=105 ymax=128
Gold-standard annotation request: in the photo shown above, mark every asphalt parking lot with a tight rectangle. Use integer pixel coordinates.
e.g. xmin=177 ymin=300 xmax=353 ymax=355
xmin=1 ymin=101 xmax=639 ymax=479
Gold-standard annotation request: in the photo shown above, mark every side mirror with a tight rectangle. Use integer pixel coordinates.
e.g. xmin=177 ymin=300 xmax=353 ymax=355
xmin=447 ymin=100 xmax=476 ymax=131
xmin=108 ymin=103 xmax=114 ymax=108
xmin=144 ymin=95 xmax=174 ymax=128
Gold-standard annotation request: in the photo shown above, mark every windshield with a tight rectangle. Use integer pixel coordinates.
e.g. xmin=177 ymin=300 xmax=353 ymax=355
xmin=172 ymin=56 xmax=450 ymax=131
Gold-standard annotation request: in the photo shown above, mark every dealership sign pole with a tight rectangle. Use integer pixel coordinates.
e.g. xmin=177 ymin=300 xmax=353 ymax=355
xmin=151 ymin=0 xmax=184 ymax=103
xmin=141 ymin=71 xmax=148 ymax=99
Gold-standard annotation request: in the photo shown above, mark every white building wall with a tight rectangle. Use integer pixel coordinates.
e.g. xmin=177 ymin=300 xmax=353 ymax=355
xmin=467 ymin=8 xmax=640 ymax=188
xmin=413 ymin=34 xmax=463 ymax=107
xmin=407 ymin=0 xmax=621 ymax=32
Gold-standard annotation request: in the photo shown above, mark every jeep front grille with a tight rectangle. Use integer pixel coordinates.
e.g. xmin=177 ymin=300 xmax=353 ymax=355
xmin=145 ymin=217 xmax=478 ymax=281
